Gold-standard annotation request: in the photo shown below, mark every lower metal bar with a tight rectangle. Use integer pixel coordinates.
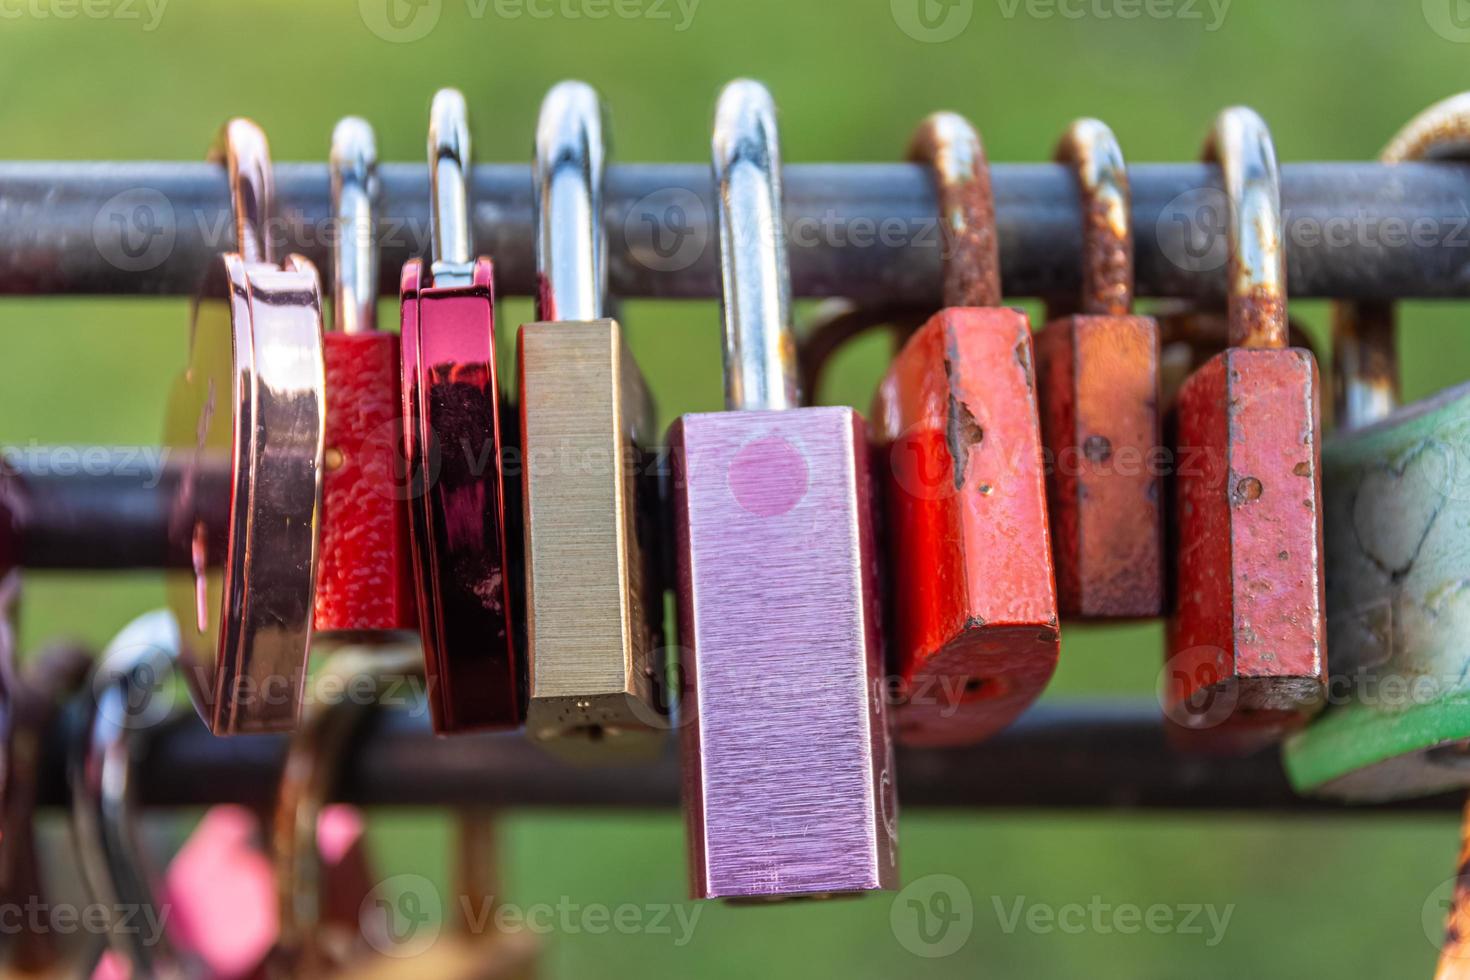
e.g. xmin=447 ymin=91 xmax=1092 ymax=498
xmin=33 ymin=700 xmax=1458 ymax=811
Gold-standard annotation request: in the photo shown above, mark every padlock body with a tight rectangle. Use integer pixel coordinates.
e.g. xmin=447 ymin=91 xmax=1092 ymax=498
xmin=165 ymin=255 xmax=325 ymax=735
xmin=1166 ymin=347 xmax=1326 ymax=748
xmin=1035 ymin=314 xmax=1164 ymax=618
xmin=316 ymin=331 xmax=416 ymax=636
xmin=671 ymin=406 xmax=897 ymax=900
xmin=873 ymin=307 xmax=1059 ymax=748
xmin=518 ymin=319 xmax=665 ymax=755
xmin=400 ymin=259 xmax=520 ymax=732
xmin=1284 ymin=381 xmax=1470 ymax=800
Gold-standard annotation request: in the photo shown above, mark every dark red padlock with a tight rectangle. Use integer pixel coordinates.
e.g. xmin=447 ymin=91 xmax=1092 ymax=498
xmin=1164 ymin=107 xmax=1326 ymax=751
xmin=315 ymin=117 xmax=415 ymax=639
xmin=400 ymin=90 xmax=520 ymax=733
xmin=1035 ymin=118 xmax=1163 ymax=619
xmin=873 ymin=112 xmax=1059 ymax=748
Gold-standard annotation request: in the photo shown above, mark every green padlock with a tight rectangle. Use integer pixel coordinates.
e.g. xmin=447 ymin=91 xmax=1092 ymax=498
xmin=1284 ymin=92 xmax=1470 ymax=801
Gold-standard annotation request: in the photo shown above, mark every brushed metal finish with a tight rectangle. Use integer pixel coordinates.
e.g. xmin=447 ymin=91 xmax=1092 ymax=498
xmin=519 ymin=319 xmax=663 ymax=753
xmin=672 ymin=406 xmax=897 ymax=899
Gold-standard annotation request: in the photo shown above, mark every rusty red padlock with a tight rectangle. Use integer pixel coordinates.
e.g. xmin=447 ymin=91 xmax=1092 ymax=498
xmin=1164 ymin=107 xmax=1327 ymax=751
xmin=315 ymin=117 xmax=416 ymax=640
xmin=872 ymin=112 xmax=1059 ymax=748
xmin=400 ymin=90 xmax=520 ymax=732
xmin=1034 ymin=118 xmax=1163 ymax=619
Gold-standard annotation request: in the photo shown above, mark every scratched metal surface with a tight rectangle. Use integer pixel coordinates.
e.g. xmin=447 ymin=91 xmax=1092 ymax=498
xmin=1285 ymin=381 xmax=1470 ymax=801
xmin=1167 ymin=348 xmax=1326 ymax=750
xmin=671 ymin=406 xmax=897 ymax=899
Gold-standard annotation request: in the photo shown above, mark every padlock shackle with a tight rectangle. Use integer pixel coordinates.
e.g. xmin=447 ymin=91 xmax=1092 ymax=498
xmin=328 ymin=117 xmax=380 ymax=336
xmin=208 ymin=118 xmax=274 ymax=267
xmin=1334 ymin=92 xmax=1470 ymax=430
xmin=1201 ymin=107 xmax=1288 ymax=350
xmin=712 ymin=79 xmax=800 ymax=413
xmin=534 ymin=80 xmax=608 ymax=323
xmin=908 ymin=111 xmax=1001 ymax=310
xmin=427 ymin=88 xmax=475 ymax=286
xmin=69 ymin=610 xmax=194 ymax=978
xmin=1055 ymin=118 xmax=1133 ymax=317
xmin=273 ymin=648 xmax=422 ymax=970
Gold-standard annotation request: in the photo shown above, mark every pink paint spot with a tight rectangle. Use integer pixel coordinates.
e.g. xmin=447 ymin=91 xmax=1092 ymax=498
xmin=728 ymin=436 xmax=809 ymax=518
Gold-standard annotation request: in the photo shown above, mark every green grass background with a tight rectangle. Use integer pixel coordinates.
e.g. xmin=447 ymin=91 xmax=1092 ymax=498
xmin=3 ymin=0 xmax=1469 ymax=975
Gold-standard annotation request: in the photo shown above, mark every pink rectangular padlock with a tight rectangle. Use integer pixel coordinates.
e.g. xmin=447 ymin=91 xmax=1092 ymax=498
xmin=672 ymin=80 xmax=897 ymax=901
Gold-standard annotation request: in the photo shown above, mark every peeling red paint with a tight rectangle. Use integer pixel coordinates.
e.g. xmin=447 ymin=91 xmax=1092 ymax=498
xmin=874 ymin=306 xmax=1059 ymax=747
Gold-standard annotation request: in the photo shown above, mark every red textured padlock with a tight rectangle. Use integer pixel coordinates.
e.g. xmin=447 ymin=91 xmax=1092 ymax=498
xmin=1164 ymin=107 xmax=1326 ymax=751
xmin=873 ymin=112 xmax=1059 ymax=748
xmin=1035 ymin=119 xmax=1163 ymax=619
xmin=315 ymin=117 xmax=415 ymax=638
xmin=400 ymin=90 xmax=520 ymax=732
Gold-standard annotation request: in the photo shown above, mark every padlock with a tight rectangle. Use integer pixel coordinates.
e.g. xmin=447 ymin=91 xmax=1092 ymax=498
xmin=1283 ymin=93 xmax=1470 ymax=801
xmin=270 ymin=648 xmax=416 ymax=975
xmin=871 ymin=112 xmax=1059 ymax=748
xmin=517 ymin=81 xmax=664 ymax=753
xmin=1164 ymin=107 xmax=1326 ymax=751
xmin=163 ymin=118 xmax=326 ymax=735
xmin=0 ymin=576 xmax=92 ymax=977
xmin=315 ymin=117 xmax=416 ymax=639
xmin=73 ymin=610 xmax=273 ymax=979
xmin=670 ymin=79 xmax=897 ymax=900
xmin=351 ymin=811 xmax=538 ymax=979
xmin=1034 ymin=119 xmax=1163 ymax=619
xmin=400 ymin=89 xmax=520 ymax=733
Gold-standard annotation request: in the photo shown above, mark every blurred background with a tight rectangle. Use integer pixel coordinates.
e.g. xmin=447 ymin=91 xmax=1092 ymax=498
xmin=1 ymin=0 xmax=1467 ymax=976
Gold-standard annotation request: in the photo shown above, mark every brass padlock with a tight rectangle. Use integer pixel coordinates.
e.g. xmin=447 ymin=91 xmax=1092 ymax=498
xmin=518 ymin=81 xmax=664 ymax=755
xmin=1284 ymin=92 xmax=1470 ymax=800
xmin=1164 ymin=107 xmax=1327 ymax=751
xmin=1035 ymin=118 xmax=1163 ymax=619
